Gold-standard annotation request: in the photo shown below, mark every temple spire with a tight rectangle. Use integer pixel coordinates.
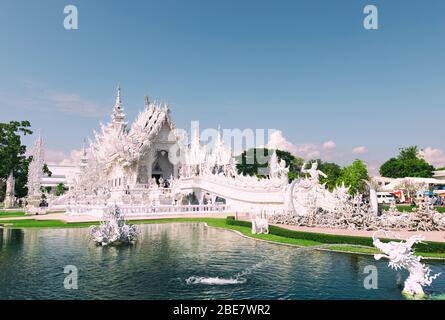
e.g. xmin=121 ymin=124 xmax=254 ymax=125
xmin=80 ymin=138 xmax=88 ymax=169
xmin=111 ymin=83 xmax=127 ymax=129
xmin=144 ymin=95 xmax=150 ymax=109
xmin=116 ymin=83 xmax=121 ymax=105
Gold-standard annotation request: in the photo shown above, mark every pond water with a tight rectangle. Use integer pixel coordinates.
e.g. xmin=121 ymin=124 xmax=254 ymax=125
xmin=1 ymin=223 xmax=445 ymax=300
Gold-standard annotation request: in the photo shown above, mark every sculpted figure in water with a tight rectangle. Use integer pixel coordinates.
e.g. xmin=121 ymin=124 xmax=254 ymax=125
xmin=90 ymin=205 xmax=138 ymax=246
xmin=373 ymin=231 xmax=441 ymax=298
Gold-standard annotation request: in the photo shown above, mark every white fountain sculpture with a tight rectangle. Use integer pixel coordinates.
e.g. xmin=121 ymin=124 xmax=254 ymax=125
xmin=373 ymin=231 xmax=441 ymax=298
xmin=251 ymin=213 xmax=269 ymax=234
xmin=90 ymin=205 xmax=139 ymax=246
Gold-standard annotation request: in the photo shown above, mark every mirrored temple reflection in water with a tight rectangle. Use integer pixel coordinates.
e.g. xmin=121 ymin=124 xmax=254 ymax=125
xmin=1 ymin=224 xmax=445 ymax=300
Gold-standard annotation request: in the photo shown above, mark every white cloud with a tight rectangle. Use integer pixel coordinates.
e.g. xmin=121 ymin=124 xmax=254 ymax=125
xmin=322 ymin=140 xmax=336 ymax=150
xmin=46 ymin=91 xmax=107 ymax=117
xmin=59 ymin=149 xmax=84 ymax=166
xmin=45 ymin=148 xmax=83 ymax=166
xmin=420 ymin=147 xmax=445 ymax=168
xmin=45 ymin=149 xmax=70 ymax=164
xmin=267 ymin=130 xmax=322 ymax=159
xmin=352 ymin=146 xmax=368 ymax=154
xmin=0 ymin=82 xmax=108 ymax=118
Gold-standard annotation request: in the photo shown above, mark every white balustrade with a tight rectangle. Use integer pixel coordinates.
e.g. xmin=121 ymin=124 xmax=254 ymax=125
xmin=67 ymin=203 xmax=229 ymax=216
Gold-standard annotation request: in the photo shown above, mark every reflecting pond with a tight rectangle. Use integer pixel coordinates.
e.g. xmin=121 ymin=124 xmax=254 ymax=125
xmin=1 ymin=223 xmax=445 ymax=299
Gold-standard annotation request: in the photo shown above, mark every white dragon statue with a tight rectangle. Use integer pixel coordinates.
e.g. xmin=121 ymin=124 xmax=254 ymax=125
xmin=373 ymin=230 xmax=441 ymax=298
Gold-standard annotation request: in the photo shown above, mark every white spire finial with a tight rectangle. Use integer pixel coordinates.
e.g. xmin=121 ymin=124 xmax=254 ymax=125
xmin=116 ymin=83 xmax=121 ymax=105
xmin=111 ymin=83 xmax=126 ymax=128
xmin=82 ymin=138 xmax=87 ymax=155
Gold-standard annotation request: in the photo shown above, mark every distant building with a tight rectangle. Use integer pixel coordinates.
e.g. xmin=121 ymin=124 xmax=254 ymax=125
xmin=41 ymin=164 xmax=79 ymax=191
xmin=433 ymin=170 xmax=445 ymax=181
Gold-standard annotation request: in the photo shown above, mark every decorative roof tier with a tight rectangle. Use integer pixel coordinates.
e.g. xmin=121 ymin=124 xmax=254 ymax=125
xmin=91 ymin=88 xmax=179 ymax=169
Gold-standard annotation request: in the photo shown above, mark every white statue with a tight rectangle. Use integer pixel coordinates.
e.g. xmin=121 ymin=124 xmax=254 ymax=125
xmin=251 ymin=215 xmax=269 ymax=234
xmin=365 ymin=181 xmax=379 ymax=216
xmin=373 ymin=231 xmax=441 ymax=298
xmin=90 ymin=205 xmax=139 ymax=246
xmin=302 ymin=161 xmax=327 ymax=182
xmin=4 ymin=171 xmax=16 ymax=208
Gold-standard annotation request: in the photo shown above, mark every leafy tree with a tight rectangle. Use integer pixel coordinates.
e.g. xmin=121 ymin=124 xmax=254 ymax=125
xmin=43 ymin=163 xmax=52 ymax=177
xmin=337 ymin=159 xmax=369 ymax=195
xmin=303 ymin=159 xmax=342 ymax=191
xmin=55 ymin=183 xmax=66 ymax=196
xmin=236 ymin=148 xmax=304 ymax=181
xmin=0 ymin=121 xmax=33 ymax=200
xmin=319 ymin=161 xmax=342 ymax=191
xmin=236 ymin=148 xmax=269 ymax=177
xmin=379 ymin=146 xmax=434 ymax=178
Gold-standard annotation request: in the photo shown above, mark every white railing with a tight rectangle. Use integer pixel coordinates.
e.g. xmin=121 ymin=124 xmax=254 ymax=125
xmin=67 ymin=203 xmax=229 ymax=217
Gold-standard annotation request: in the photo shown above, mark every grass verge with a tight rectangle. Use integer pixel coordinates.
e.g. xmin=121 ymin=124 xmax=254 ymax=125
xmin=0 ymin=211 xmax=27 ymax=218
xmin=1 ymin=216 xmax=444 ymax=259
xmin=381 ymin=205 xmax=445 ymax=213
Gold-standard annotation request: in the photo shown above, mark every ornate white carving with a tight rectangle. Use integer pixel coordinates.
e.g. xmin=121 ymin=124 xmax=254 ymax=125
xmin=251 ymin=217 xmax=269 ymax=234
xmin=4 ymin=171 xmax=15 ymax=208
xmin=373 ymin=231 xmax=441 ymax=298
xmin=90 ymin=205 xmax=138 ymax=246
xmin=26 ymin=134 xmax=45 ymax=208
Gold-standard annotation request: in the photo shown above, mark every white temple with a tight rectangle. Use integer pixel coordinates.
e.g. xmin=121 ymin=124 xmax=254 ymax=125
xmin=44 ymin=86 xmax=294 ymax=215
xmin=31 ymin=86 xmax=445 ymax=234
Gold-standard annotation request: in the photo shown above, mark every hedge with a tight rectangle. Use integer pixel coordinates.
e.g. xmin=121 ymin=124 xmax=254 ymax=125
xmin=225 ymin=217 xmax=445 ymax=253
xmin=381 ymin=205 xmax=445 ymax=213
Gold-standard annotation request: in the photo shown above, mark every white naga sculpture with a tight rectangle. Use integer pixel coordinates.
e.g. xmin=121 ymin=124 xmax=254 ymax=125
xmin=90 ymin=205 xmax=139 ymax=246
xmin=373 ymin=231 xmax=441 ymax=298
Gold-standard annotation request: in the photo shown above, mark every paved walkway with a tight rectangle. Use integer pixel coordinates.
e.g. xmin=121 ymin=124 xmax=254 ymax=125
xmin=271 ymin=223 xmax=445 ymax=243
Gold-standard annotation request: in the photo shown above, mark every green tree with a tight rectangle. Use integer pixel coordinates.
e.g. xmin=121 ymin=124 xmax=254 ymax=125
xmin=236 ymin=148 xmax=304 ymax=181
xmin=337 ymin=159 xmax=369 ymax=195
xmin=303 ymin=159 xmax=342 ymax=191
xmin=42 ymin=163 xmax=52 ymax=177
xmin=0 ymin=121 xmax=33 ymax=200
xmin=319 ymin=161 xmax=342 ymax=191
xmin=236 ymin=148 xmax=269 ymax=177
xmin=379 ymin=146 xmax=434 ymax=178
xmin=55 ymin=183 xmax=66 ymax=196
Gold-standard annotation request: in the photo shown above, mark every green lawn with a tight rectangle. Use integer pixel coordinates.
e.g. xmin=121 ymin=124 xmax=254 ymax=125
xmin=0 ymin=211 xmax=27 ymax=218
xmin=1 ymin=217 xmax=444 ymax=259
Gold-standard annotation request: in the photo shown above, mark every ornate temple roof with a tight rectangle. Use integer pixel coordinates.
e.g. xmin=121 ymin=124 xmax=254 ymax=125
xmin=91 ymin=87 xmax=178 ymax=169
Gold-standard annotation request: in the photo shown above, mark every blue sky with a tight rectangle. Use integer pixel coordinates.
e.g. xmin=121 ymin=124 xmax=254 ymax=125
xmin=1 ymin=0 xmax=445 ymax=173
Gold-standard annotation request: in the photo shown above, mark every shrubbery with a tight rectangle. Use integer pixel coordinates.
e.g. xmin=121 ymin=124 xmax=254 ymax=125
xmin=225 ymin=217 xmax=445 ymax=253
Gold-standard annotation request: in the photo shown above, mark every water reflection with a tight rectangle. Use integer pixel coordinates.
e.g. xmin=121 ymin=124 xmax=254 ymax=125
xmin=0 ymin=223 xmax=445 ymax=300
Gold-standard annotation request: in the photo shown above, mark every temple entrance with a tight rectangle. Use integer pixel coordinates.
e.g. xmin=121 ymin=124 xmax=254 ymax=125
xmin=151 ymin=150 xmax=174 ymax=185
xmin=152 ymin=174 xmax=162 ymax=184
